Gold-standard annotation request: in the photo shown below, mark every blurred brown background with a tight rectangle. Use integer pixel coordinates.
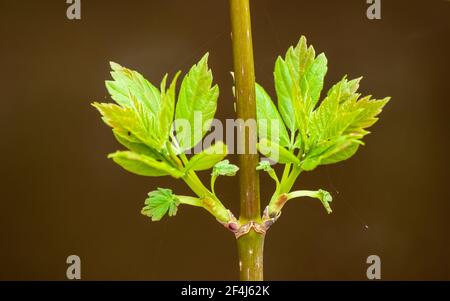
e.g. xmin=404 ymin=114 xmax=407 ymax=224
xmin=0 ymin=0 xmax=449 ymax=280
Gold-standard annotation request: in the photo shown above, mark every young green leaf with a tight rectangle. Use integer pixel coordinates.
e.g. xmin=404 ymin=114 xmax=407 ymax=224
xmin=300 ymin=157 xmax=321 ymax=171
xmin=319 ymin=139 xmax=362 ymax=165
xmin=112 ymin=130 xmax=164 ymax=160
xmin=212 ymin=159 xmax=239 ymax=177
xmin=302 ymin=76 xmax=390 ymax=169
xmin=108 ymin=151 xmax=184 ymax=178
xmin=256 ymin=160 xmax=273 ymax=172
xmin=92 ymin=102 xmax=162 ymax=151
xmin=158 ymin=72 xmax=181 ymax=142
xmin=257 ymin=138 xmax=300 ymax=165
xmin=255 ymin=83 xmax=290 ymax=147
xmin=274 ymin=57 xmax=297 ymax=133
xmin=142 ymin=188 xmax=180 ymax=221
xmin=291 ymin=81 xmax=310 ymax=150
xmin=106 ymin=62 xmax=161 ymax=117
xmin=184 ymin=141 xmax=228 ymax=172
xmin=301 ymin=53 xmax=328 ymax=109
xmin=275 ymin=36 xmax=328 ymax=134
xmin=210 ymin=159 xmax=239 ymax=195
xmin=175 ymin=54 xmax=219 ymax=151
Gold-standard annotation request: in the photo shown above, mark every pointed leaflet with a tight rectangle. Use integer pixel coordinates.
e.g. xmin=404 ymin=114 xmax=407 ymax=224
xmin=158 ymin=72 xmax=181 ymax=142
xmin=301 ymin=53 xmax=328 ymax=110
xmin=275 ymin=57 xmax=297 ymax=132
xmin=108 ymin=151 xmax=184 ymax=178
xmin=184 ymin=141 xmax=228 ymax=172
xmin=142 ymin=188 xmax=180 ymax=221
xmin=92 ymin=102 xmax=162 ymax=151
xmin=275 ymin=36 xmax=328 ymax=134
xmin=301 ymin=77 xmax=390 ymax=170
xmin=320 ymin=140 xmax=360 ymax=165
xmin=255 ymin=83 xmax=290 ymax=147
xmin=112 ymin=130 xmax=164 ymax=160
xmin=344 ymin=96 xmax=390 ymax=135
xmin=106 ymin=62 xmax=161 ymax=117
xmin=291 ymin=80 xmax=310 ymax=150
xmin=175 ymin=54 xmax=219 ymax=151
xmin=319 ymin=96 xmax=389 ymax=165
xmin=301 ymin=136 xmax=361 ymax=171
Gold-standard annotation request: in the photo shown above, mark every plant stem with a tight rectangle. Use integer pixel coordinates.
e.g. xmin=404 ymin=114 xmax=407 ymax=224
xmin=237 ymin=230 xmax=264 ymax=281
xmin=230 ymin=0 xmax=264 ymax=281
xmin=182 ymin=170 xmax=230 ymax=223
xmin=229 ymin=0 xmax=260 ymax=223
xmin=280 ymin=165 xmax=302 ymax=194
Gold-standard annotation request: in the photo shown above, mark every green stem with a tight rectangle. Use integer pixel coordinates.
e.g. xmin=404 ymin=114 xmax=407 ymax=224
xmin=210 ymin=175 xmax=218 ymax=195
xmin=237 ymin=230 xmax=264 ymax=281
xmin=280 ymin=165 xmax=302 ymax=194
xmin=281 ymin=163 xmax=291 ymax=184
xmin=230 ymin=0 xmax=263 ymax=281
xmin=267 ymin=165 xmax=302 ymax=216
xmin=268 ymin=188 xmax=333 ymax=217
xmin=230 ymin=0 xmax=260 ymax=223
xmin=184 ymin=172 xmax=229 ymax=220
xmin=178 ymin=196 xmax=204 ymax=207
xmin=287 ymin=190 xmax=319 ymax=200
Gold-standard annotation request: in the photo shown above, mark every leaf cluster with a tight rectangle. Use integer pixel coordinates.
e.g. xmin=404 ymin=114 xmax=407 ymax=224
xmin=93 ymin=54 xmax=237 ymax=222
xmin=255 ymin=36 xmax=389 ymax=215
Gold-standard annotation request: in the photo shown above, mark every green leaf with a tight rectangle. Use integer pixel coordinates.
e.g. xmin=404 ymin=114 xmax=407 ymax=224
xmin=184 ymin=141 xmax=228 ymax=172
xmin=291 ymin=81 xmax=310 ymax=150
xmin=212 ymin=159 xmax=239 ymax=177
xmin=92 ymin=102 xmax=162 ymax=150
xmin=320 ymin=139 xmax=361 ymax=165
xmin=158 ymin=72 xmax=181 ymax=142
xmin=256 ymin=160 xmax=274 ymax=172
xmin=108 ymin=151 xmax=184 ymax=178
xmin=301 ymin=53 xmax=328 ymax=109
xmin=102 ymin=63 xmax=179 ymax=150
xmin=175 ymin=53 xmax=219 ymax=151
xmin=300 ymin=76 xmax=390 ymax=170
xmin=275 ymin=36 xmax=328 ymax=134
xmin=301 ymin=135 xmax=363 ymax=171
xmin=274 ymin=57 xmax=297 ymax=132
xmin=106 ymin=62 xmax=161 ymax=117
xmin=257 ymin=138 xmax=300 ymax=165
xmin=255 ymin=83 xmax=290 ymax=147
xmin=300 ymin=157 xmax=321 ymax=171
xmin=345 ymin=96 xmax=391 ymax=135
xmin=112 ymin=130 xmax=163 ymax=160
xmin=142 ymin=188 xmax=180 ymax=221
